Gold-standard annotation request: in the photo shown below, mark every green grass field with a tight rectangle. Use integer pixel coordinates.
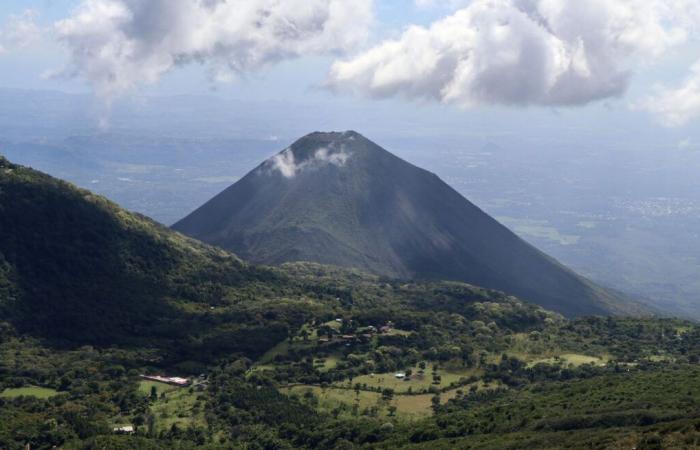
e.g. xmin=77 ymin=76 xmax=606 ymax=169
xmin=315 ymin=355 xmax=340 ymax=371
xmin=256 ymin=335 xmax=319 ymax=365
xmin=527 ymin=353 xmax=609 ymax=368
xmin=138 ymin=380 xmax=179 ymax=396
xmin=136 ymin=380 xmax=206 ymax=432
xmin=0 ymin=386 xmax=59 ymax=399
xmin=496 ymin=216 xmax=581 ymax=246
xmin=336 ymin=362 xmax=479 ymax=393
xmin=284 ymin=380 xmax=501 ymax=419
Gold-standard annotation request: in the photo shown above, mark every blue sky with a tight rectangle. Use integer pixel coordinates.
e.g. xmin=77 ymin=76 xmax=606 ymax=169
xmin=0 ymin=0 xmax=698 ymax=140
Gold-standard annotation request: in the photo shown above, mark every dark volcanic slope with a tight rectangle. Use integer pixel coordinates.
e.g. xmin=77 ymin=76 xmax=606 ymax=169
xmin=174 ymin=131 xmax=643 ymax=317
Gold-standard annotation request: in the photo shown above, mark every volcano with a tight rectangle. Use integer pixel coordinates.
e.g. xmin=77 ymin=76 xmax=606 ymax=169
xmin=173 ymin=131 xmax=643 ymax=317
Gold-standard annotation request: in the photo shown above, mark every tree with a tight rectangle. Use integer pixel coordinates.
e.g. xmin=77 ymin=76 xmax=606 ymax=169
xmin=431 ymin=394 xmax=441 ymax=413
xmin=461 ymin=346 xmax=474 ymax=367
xmin=479 ymin=351 xmax=488 ymax=367
xmin=146 ymin=414 xmax=156 ymax=436
xmin=387 ymin=406 xmax=397 ymax=417
xmin=133 ymin=414 xmax=145 ymax=430
xmin=382 ymin=388 xmax=394 ymax=401
xmin=150 ymin=385 xmax=158 ymax=401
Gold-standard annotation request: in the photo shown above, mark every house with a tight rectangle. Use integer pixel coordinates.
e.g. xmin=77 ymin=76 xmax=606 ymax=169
xmin=394 ymin=372 xmax=406 ymax=379
xmin=358 ymin=326 xmax=377 ymax=336
xmin=140 ymin=374 xmax=191 ymax=387
xmin=380 ymin=321 xmax=395 ymax=334
xmin=113 ymin=426 xmax=134 ymax=434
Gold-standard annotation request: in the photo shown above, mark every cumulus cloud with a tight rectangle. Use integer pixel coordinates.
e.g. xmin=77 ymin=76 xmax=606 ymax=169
xmin=639 ymin=60 xmax=700 ymax=127
xmin=0 ymin=10 xmax=42 ymax=53
xmin=53 ymin=0 xmax=373 ymax=100
xmin=264 ymin=145 xmax=351 ymax=178
xmin=328 ymin=0 xmax=697 ymax=108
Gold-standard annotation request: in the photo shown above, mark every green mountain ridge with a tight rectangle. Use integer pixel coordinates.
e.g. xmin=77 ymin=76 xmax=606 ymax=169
xmin=0 ymin=155 xmax=295 ymax=355
xmin=0 ymin=154 xmax=548 ymax=358
xmin=3 ymin=155 xmax=700 ymax=450
xmin=174 ymin=131 xmax=648 ymax=318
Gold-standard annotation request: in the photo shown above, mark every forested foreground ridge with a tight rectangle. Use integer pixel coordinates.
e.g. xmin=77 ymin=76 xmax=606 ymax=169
xmin=2 ymin=156 xmax=700 ymax=449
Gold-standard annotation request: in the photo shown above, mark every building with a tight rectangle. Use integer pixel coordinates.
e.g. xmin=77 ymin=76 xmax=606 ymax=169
xmin=113 ymin=426 xmax=134 ymax=434
xmin=140 ymin=374 xmax=191 ymax=386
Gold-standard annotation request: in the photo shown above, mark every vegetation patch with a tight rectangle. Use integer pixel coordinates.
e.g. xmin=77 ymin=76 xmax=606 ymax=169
xmin=0 ymin=386 xmax=59 ymax=399
xmin=338 ymin=363 xmax=479 ymax=394
xmin=284 ymin=385 xmax=454 ymax=419
xmin=528 ymin=353 xmax=608 ymax=368
xmin=148 ymin=386 xmax=206 ymax=432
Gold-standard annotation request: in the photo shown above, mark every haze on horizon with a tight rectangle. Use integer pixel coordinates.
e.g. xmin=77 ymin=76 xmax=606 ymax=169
xmin=1 ymin=0 xmax=700 ymax=317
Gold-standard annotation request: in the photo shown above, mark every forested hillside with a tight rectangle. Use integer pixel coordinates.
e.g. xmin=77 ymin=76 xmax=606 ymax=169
xmin=2 ymin=157 xmax=699 ymax=450
xmin=0 ymin=155 xmax=551 ymax=361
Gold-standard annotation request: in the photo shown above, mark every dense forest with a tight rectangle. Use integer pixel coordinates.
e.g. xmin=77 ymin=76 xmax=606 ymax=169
xmin=2 ymin=157 xmax=700 ymax=449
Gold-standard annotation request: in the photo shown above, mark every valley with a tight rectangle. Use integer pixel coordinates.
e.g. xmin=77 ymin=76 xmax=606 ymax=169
xmin=1 ymin=153 xmax=699 ymax=449
xmin=2 ymin=308 xmax=700 ymax=449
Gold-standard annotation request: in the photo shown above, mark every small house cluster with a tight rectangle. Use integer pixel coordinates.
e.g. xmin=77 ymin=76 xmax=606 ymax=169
xmin=318 ymin=320 xmax=395 ymax=346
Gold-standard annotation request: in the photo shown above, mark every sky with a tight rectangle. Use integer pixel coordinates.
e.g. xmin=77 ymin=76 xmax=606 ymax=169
xmin=0 ymin=0 xmax=699 ymax=142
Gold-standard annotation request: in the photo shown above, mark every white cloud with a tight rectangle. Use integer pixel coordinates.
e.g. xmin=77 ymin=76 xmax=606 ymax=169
xmin=53 ymin=0 xmax=374 ymax=100
xmin=270 ymin=149 xmax=298 ymax=178
xmin=639 ymin=60 xmax=700 ymax=127
xmin=0 ymin=10 xmax=42 ymax=53
xmin=264 ymin=145 xmax=351 ymax=178
xmin=328 ymin=0 xmax=697 ymax=108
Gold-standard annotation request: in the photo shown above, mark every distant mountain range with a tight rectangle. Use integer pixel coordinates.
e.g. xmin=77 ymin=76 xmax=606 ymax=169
xmin=173 ymin=131 xmax=647 ymax=317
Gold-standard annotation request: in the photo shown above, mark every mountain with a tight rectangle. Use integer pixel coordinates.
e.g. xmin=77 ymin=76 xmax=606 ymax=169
xmin=174 ymin=131 xmax=645 ymax=317
xmin=0 ymin=154 xmax=548 ymax=360
xmin=0 ymin=154 xmax=303 ymax=358
xmin=5 ymin=156 xmax=700 ymax=450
